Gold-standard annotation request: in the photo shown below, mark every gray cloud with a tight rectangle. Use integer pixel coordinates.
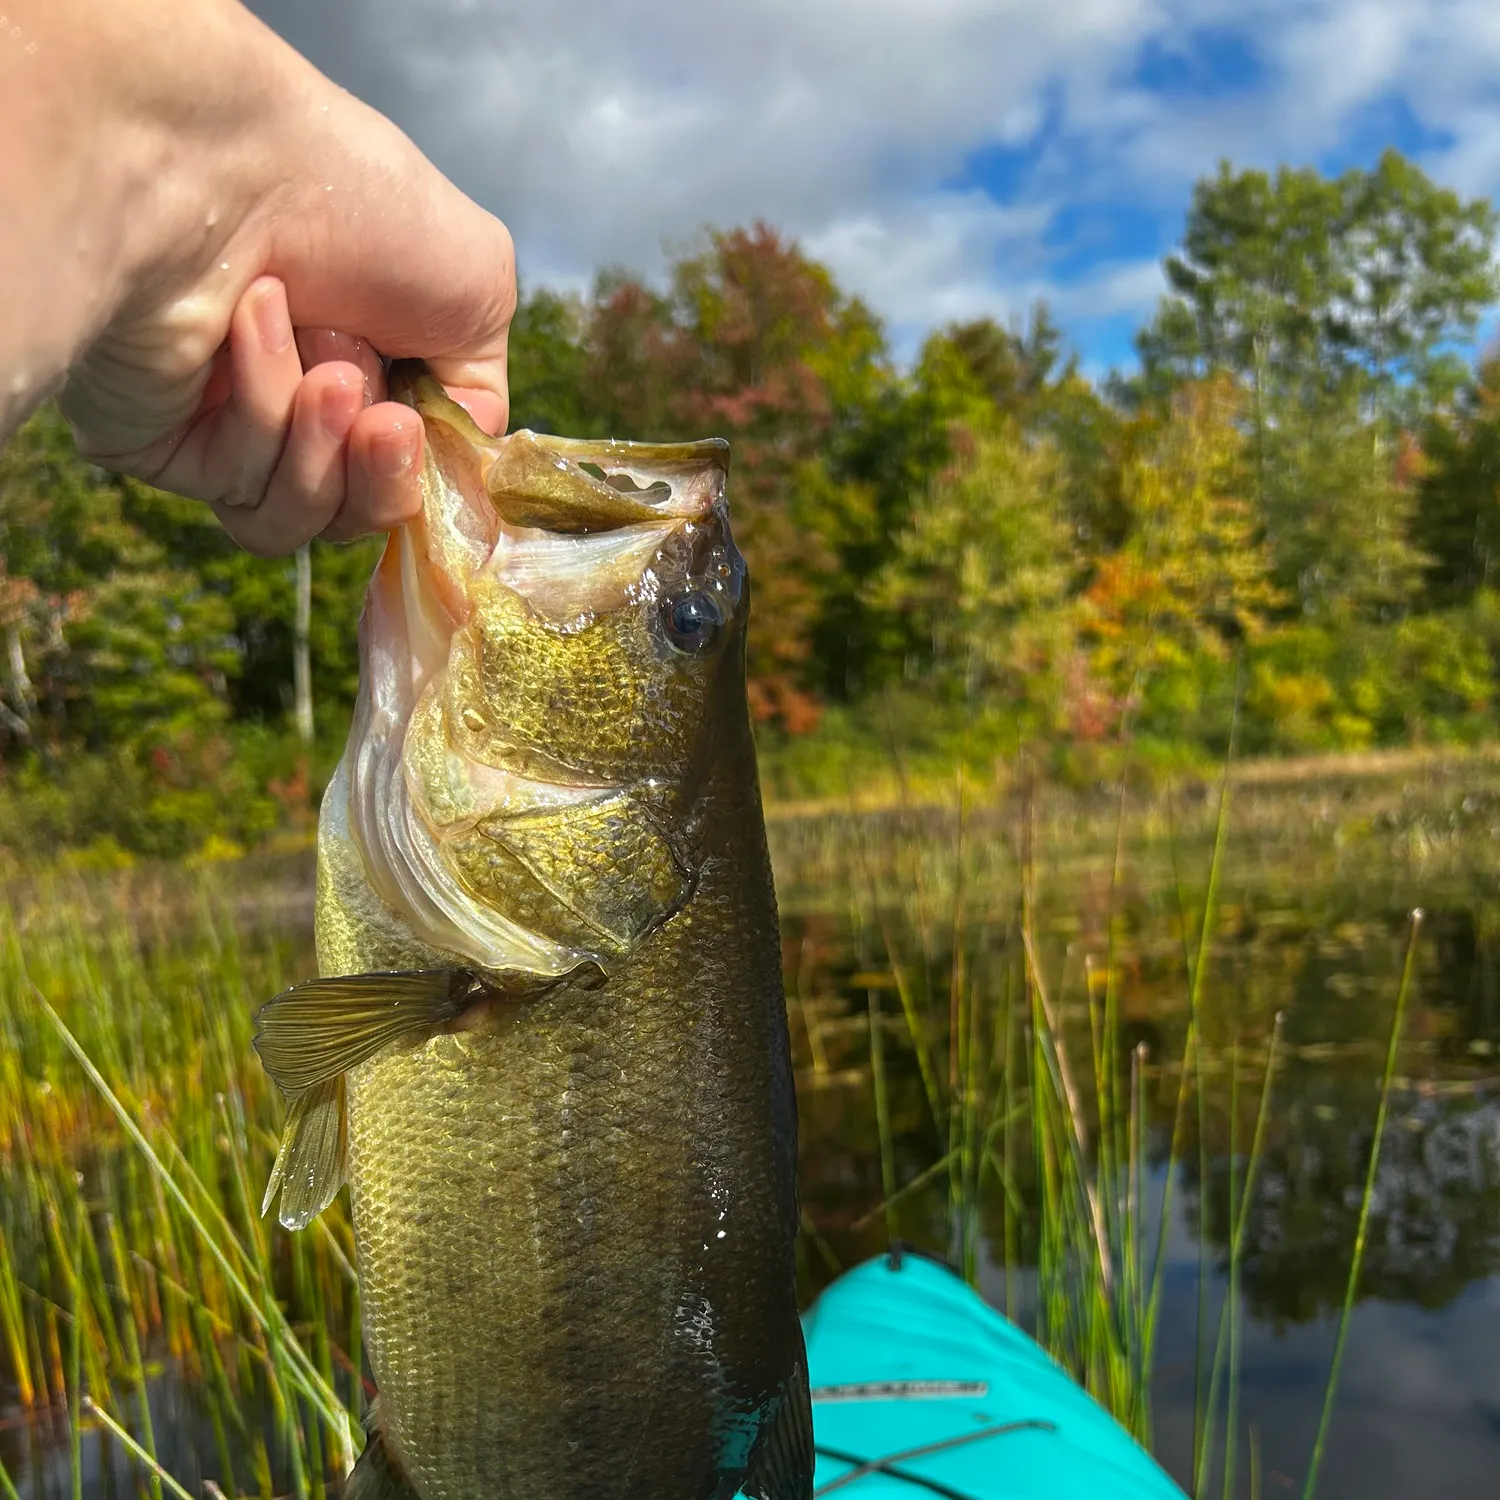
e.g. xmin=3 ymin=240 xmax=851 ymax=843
xmin=244 ymin=0 xmax=1500 ymax=355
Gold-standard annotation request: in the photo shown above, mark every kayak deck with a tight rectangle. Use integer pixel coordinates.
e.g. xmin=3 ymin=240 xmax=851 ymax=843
xmin=802 ymin=1250 xmax=1187 ymax=1500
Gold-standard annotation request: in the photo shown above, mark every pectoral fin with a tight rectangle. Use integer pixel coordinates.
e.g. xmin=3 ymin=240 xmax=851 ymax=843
xmin=255 ymin=964 xmax=603 ymax=1230
xmin=253 ymin=969 xmax=484 ymax=1097
xmin=261 ymin=1077 xmax=347 ymax=1230
xmin=743 ymin=1347 xmax=814 ymax=1500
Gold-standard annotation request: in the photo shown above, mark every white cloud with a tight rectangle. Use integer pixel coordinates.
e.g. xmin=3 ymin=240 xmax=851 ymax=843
xmin=804 ymin=195 xmax=1057 ymax=334
xmin=1051 ymin=258 xmax=1166 ymax=321
xmin=246 ymin=0 xmax=1500 ymax=364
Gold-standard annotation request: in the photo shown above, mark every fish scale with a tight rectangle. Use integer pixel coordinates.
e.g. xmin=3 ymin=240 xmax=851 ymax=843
xmin=329 ymin=803 xmax=796 ymax=1500
xmin=256 ymin=367 xmax=810 ymax=1500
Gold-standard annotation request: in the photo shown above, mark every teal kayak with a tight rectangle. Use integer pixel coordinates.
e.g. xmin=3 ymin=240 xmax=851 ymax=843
xmin=802 ymin=1249 xmax=1187 ymax=1500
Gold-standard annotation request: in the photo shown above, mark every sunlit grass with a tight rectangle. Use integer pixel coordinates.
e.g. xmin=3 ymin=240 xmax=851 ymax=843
xmin=0 ymin=776 xmax=1429 ymax=1500
xmin=0 ymin=868 xmax=357 ymax=1500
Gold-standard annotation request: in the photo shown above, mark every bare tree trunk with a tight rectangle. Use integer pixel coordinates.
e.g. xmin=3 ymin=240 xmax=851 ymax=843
xmin=294 ymin=544 xmax=314 ymax=745
xmin=4 ymin=620 xmax=33 ymax=742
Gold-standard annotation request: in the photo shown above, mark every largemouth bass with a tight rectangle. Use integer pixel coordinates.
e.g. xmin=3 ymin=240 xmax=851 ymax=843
xmin=252 ymin=364 xmax=810 ymax=1500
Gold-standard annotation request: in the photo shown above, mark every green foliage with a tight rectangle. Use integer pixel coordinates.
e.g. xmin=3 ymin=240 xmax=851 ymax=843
xmin=8 ymin=146 xmax=1500 ymax=848
xmin=1136 ymin=149 xmax=1498 ymax=420
xmin=507 ymin=286 xmax=593 ymax=437
xmin=869 ymin=412 xmax=1075 ymax=735
xmin=1261 ymin=383 xmax=1429 ymax=622
xmin=1080 ymin=376 xmax=1280 ymax=749
xmin=0 ymin=403 xmax=372 ymax=854
xmin=1244 ymin=601 xmax=1497 ymax=754
xmin=1416 ymin=356 xmax=1500 ymax=603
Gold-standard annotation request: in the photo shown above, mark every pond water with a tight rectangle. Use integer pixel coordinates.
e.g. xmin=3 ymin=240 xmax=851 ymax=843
xmin=3 ymin=780 xmax=1500 ymax=1498
xmin=779 ymin=793 xmax=1500 ymax=1498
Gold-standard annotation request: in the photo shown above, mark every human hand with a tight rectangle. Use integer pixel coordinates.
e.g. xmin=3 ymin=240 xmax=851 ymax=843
xmin=1 ymin=0 xmax=515 ymax=556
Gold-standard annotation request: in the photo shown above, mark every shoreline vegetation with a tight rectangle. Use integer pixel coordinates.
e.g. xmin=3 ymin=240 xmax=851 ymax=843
xmin=0 ymin=733 xmax=1490 ymax=881
xmin=0 ymin=750 xmax=1482 ymax=1498
xmin=7 ymin=149 xmax=1500 ymax=863
xmin=764 ymin=738 xmax=1500 ymax=818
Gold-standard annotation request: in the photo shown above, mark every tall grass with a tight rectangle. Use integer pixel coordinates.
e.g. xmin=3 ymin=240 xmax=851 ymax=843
xmin=0 ymin=786 xmax=1420 ymax=1500
xmin=0 ymin=868 xmax=358 ymax=1500
xmin=786 ymin=763 xmax=1421 ymax=1499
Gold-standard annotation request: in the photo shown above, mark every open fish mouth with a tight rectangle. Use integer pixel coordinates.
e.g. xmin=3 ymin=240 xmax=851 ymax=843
xmin=342 ymin=363 xmax=739 ymax=980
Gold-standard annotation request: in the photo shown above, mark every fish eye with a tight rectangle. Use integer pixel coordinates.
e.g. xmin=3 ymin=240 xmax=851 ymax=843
xmin=661 ymin=589 xmax=723 ymax=654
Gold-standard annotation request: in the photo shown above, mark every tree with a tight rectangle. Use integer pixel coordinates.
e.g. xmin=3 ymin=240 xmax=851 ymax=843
xmin=1261 ymin=381 xmax=1429 ymax=622
xmin=922 ymin=305 xmax=1073 ymax=418
xmin=869 ymin=412 xmax=1074 ymax=729
xmin=1416 ymin=356 xmax=1500 ymax=603
xmin=506 ymin=286 xmax=593 ymax=438
xmin=1130 ymin=152 xmax=1480 ymax=629
xmin=1136 ymin=150 xmax=1498 ymax=424
xmin=581 ymin=274 xmax=686 ymax=441
xmin=1083 ymin=376 xmax=1281 ymax=733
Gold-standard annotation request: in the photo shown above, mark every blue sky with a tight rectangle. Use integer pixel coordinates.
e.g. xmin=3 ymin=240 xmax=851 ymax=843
xmin=251 ymin=0 xmax=1500 ymax=378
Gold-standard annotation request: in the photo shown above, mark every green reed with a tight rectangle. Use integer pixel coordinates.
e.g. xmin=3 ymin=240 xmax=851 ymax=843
xmin=788 ymin=754 xmax=1419 ymax=1500
xmin=1299 ymin=910 xmax=1421 ymax=1500
xmin=0 ymin=782 xmax=1424 ymax=1500
xmin=0 ymin=866 xmax=357 ymax=1500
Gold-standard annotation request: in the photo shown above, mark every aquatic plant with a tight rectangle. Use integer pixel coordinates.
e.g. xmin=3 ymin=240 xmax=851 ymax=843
xmin=0 ymin=779 xmax=1435 ymax=1500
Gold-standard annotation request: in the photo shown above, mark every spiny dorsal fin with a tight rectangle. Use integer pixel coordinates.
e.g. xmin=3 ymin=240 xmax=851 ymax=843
xmin=262 ymin=1076 xmax=347 ymax=1230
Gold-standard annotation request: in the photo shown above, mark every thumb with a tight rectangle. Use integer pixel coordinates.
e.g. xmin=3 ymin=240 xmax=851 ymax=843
xmin=432 ymin=377 xmax=509 ymax=438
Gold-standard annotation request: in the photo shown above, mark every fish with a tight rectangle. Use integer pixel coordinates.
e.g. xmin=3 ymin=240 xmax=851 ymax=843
xmin=251 ymin=362 xmax=811 ymax=1500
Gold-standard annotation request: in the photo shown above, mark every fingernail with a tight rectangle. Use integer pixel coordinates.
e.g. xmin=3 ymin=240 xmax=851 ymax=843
xmin=371 ymin=420 xmax=419 ymax=478
xmin=255 ymin=283 xmax=293 ymax=355
xmin=320 ymin=373 xmax=360 ymax=437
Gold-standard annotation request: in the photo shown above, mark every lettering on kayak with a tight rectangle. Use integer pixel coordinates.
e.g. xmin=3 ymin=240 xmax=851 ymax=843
xmin=810 ymin=1381 xmax=988 ymax=1402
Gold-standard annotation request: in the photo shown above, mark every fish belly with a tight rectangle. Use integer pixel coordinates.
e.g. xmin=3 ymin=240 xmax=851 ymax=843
xmin=318 ymin=786 xmax=800 ymax=1500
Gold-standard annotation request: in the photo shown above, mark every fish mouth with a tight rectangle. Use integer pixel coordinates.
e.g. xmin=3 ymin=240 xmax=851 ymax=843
xmin=342 ymin=363 xmax=731 ymax=977
xmin=391 ymin=359 xmax=727 ymax=528
xmin=390 ymin=361 xmax=732 ymax=646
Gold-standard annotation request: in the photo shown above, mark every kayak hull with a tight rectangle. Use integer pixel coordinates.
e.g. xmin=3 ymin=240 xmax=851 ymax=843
xmin=801 ymin=1252 xmax=1186 ymax=1500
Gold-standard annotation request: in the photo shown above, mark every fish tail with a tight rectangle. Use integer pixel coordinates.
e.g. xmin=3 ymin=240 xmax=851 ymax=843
xmin=347 ymin=1405 xmax=423 ymax=1500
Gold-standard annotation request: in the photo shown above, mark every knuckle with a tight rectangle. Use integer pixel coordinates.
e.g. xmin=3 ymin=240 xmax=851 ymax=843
xmin=213 ymin=507 xmax=281 ymax=558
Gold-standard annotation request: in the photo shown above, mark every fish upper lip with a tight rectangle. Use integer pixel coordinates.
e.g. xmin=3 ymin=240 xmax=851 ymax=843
xmin=485 ymin=432 xmax=727 ymax=535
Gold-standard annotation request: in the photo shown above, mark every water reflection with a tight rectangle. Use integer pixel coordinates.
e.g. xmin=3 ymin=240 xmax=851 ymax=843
xmin=5 ymin=813 xmax=1500 ymax=1498
xmin=785 ymin=827 xmax=1500 ymax=1498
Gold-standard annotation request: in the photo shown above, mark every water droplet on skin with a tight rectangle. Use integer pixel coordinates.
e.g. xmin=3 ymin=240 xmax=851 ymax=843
xmin=220 ymin=262 xmax=230 ymax=272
